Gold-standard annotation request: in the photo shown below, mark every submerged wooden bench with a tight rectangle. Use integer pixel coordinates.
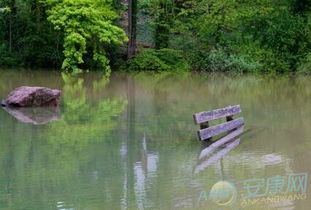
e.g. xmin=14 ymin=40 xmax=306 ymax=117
xmin=193 ymin=105 xmax=244 ymax=141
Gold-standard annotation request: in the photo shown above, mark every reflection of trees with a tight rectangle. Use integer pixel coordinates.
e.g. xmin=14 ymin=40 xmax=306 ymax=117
xmin=0 ymin=72 xmax=310 ymax=209
xmin=0 ymin=73 xmax=127 ymax=209
xmin=42 ymin=73 xmax=128 ymax=198
xmin=47 ymin=73 xmax=127 ymax=146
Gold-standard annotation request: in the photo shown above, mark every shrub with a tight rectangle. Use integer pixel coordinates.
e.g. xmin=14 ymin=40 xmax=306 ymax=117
xmin=123 ymin=48 xmax=190 ymax=72
xmin=0 ymin=43 xmax=20 ymax=67
xmin=192 ymin=49 xmax=261 ymax=73
xmin=298 ymin=53 xmax=311 ymax=75
xmin=237 ymin=44 xmax=292 ymax=73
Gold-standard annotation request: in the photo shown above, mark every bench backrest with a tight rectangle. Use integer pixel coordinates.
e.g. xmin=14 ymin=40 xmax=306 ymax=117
xmin=193 ymin=105 xmax=241 ymax=124
xmin=193 ymin=105 xmax=244 ymax=141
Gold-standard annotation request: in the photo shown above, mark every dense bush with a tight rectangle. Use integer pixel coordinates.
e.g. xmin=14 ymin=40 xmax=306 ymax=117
xmin=236 ymin=44 xmax=292 ymax=73
xmin=0 ymin=43 xmax=19 ymax=67
xmin=166 ymin=0 xmax=311 ymax=73
xmin=123 ymin=48 xmax=189 ymax=72
xmin=190 ymin=49 xmax=261 ymax=73
xmin=298 ymin=53 xmax=311 ymax=75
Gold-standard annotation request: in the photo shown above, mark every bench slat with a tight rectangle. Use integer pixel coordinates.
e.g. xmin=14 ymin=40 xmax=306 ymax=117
xmin=198 ymin=126 xmax=244 ymax=159
xmin=198 ymin=117 xmax=244 ymax=141
xmin=193 ymin=105 xmax=241 ymax=124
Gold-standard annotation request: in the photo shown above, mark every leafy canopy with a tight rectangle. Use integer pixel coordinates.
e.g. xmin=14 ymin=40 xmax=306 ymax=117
xmin=45 ymin=0 xmax=128 ymax=74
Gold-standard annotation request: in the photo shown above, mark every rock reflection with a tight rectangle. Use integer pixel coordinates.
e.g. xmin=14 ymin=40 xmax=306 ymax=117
xmin=3 ymin=106 xmax=60 ymax=125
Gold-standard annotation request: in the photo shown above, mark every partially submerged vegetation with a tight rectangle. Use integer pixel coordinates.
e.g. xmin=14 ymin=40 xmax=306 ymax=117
xmin=0 ymin=0 xmax=310 ymax=74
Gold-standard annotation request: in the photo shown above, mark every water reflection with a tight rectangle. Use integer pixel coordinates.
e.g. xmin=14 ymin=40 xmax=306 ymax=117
xmin=198 ymin=126 xmax=244 ymax=160
xmin=2 ymin=106 xmax=61 ymax=125
xmin=0 ymin=71 xmax=310 ymax=209
xmin=0 ymin=72 xmax=128 ymax=210
xmin=47 ymin=73 xmax=128 ymax=146
xmin=195 ymin=138 xmax=241 ymax=174
xmin=133 ymin=133 xmax=159 ymax=210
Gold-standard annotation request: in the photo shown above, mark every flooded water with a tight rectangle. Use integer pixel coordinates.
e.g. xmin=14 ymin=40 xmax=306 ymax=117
xmin=0 ymin=70 xmax=310 ymax=210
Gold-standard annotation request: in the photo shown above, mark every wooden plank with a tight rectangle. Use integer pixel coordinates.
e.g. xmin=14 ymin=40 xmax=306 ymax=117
xmin=198 ymin=117 xmax=244 ymax=141
xmin=198 ymin=126 xmax=244 ymax=160
xmin=193 ymin=105 xmax=241 ymax=124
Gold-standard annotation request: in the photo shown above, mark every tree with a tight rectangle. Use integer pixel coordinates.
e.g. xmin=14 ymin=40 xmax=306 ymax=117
xmin=140 ymin=0 xmax=175 ymax=49
xmin=153 ymin=0 xmax=174 ymax=49
xmin=45 ymin=0 xmax=128 ymax=73
xmin=169 ymin=0 xmax=310 ymax=72
xmin=7 ymin=0 xmax=15 ymax=53
xmin=127 ymin=0 xmax=137 ymax=58
xmin=0 ymin=0 xmax=15 ymax=53
xmin=0 ymin=0 xmax=64 ymax=67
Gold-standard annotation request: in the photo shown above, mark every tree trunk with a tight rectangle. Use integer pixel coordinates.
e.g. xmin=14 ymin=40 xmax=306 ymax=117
xmin=127 ymin=0 xmax=137 ymax=59
xmin=9 ymin=14 xmax=12 ymax=53
xmin=8 ymin=0 xmax=16 ymax=54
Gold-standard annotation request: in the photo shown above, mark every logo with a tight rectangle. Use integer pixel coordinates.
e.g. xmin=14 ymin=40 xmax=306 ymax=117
xmin=209 ymin=181 xmax=237 ymax=206
xmin=198 ymin=172 xmax=308 ymax=208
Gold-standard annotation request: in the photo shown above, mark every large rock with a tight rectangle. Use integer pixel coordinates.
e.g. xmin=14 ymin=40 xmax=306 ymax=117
xmin=1 ymin=86 xmax=61 ymax=107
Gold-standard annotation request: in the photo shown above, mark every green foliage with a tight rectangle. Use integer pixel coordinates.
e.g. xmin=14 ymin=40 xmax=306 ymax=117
xmin=191 ymin=49 xmax=261 ymax=73
xmin=124 ymin=48 xmax=189 ymax=72
xmin=0 ymin=0 xmax=63 ymax=68
xmin=0 ymin=6 xmax=10 ymax=13
xmin=163 ymin=0 xmax=310 ymax=73
xmin=0 ymin=43 xmax=19 ymax=66
xmin=45 ymin=0 xmax=127 ymax=74
xmin=139 ymin=0 xmax=175 ymax=48
xmin=0 ymin=0 xmax=310 ymax=73
xmin=298 ymin=53 xmax=311 ymax=75
xmin=239 ymin=2 xmax=308 ymax=72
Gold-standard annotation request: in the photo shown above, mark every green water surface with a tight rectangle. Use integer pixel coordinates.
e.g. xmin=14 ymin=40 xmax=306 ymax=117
xmin=0 ymin=70 xmax=310 ymax=210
